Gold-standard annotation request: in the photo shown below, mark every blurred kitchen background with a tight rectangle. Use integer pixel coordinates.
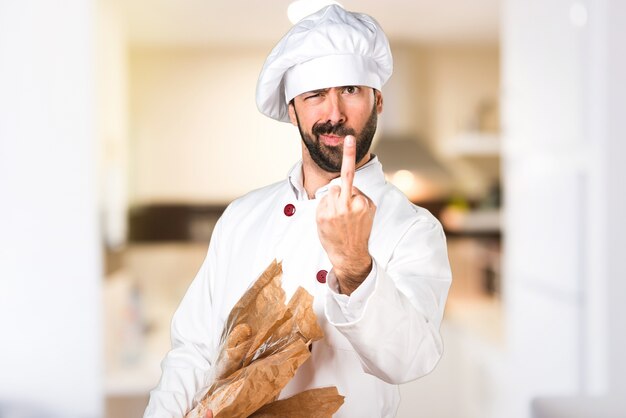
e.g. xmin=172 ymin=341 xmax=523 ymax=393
xmin=1 ymin=0 xmax=625 ymax=417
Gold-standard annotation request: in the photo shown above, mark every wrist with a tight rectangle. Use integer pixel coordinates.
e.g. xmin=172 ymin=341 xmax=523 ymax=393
xmin=334 ymin=255 xmax=372 ymax=295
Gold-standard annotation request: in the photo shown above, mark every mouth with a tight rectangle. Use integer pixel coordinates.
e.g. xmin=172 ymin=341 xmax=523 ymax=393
xmin=319 ymin=134 xmax=344 ymax=147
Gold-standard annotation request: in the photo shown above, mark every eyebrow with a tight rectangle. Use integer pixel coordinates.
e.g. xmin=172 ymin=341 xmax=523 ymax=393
xmin=304 ymin=88 xmax=330 ymax=95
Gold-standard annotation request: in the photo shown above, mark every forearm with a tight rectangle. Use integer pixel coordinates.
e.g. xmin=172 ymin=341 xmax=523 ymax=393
xmin=324 ymin=220 xmax=452 ymax=384
xmin=326 ymin=264 xmax=449 ymax=384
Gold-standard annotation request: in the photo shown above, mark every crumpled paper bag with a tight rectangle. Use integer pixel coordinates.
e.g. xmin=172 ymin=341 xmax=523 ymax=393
xmin=249 ymin=387 xmax=345 ymax=418
xmin=185 ymin=260 xmax=343 ymax=418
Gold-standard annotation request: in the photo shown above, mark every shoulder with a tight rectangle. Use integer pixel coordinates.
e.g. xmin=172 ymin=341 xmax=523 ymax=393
xmin=376 ymin=182 xmax=442 ymax=230
xmin=370 ymin=182 xmax=446 ymax=264
xmin=220 ymin=179 xmax=289 ymax=222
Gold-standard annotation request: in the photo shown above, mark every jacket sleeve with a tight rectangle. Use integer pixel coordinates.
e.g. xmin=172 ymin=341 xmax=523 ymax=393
xmin=324 ymin=216 xmax=452 ymax=384
xmin=143 ymin=216 xmax=225 ymax=418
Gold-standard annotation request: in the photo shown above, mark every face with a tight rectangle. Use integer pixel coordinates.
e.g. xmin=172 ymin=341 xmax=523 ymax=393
xmin=288 ymin=85 xmax=383 ymax=173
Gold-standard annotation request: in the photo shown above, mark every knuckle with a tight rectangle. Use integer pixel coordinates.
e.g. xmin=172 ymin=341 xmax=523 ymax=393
xmin=317 ymin=208 xmax=336 ymax=224
xmin=352 ymin=196 xmax=367 ymax=210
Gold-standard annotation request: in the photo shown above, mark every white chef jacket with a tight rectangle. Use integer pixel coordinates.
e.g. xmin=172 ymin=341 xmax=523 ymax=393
xmin=144 ymin=156 xmax=452 ymax=418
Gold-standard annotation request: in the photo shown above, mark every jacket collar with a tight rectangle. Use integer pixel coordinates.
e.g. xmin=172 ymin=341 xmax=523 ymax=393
xmin=287 ymin=155 xmax=386 ymax=201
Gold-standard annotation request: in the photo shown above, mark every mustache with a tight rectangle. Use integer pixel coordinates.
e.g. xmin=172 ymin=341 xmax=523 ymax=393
xmin=312 ymin=121 xmax=356 ymax=138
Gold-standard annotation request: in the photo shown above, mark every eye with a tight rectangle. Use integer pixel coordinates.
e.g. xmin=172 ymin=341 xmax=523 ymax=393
xmin=303 ymin=93 xmax=320 ymax=101
xmin=343 ymin=86 xmax=360 ymax=95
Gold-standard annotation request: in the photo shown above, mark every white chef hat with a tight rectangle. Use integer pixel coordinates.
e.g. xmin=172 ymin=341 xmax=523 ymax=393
xmin=256 ymin=4 xmax=393 ymax=122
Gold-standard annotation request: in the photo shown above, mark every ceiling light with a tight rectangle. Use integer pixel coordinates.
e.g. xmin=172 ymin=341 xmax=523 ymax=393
xmin=391 ymin=170 xmax=416 ymax=194
xmin=287 ymin=0 xmax=343 ymax=24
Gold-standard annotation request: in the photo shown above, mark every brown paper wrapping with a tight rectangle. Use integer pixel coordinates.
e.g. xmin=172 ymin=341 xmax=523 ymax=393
xmin=249 ymin=387 xmax=345 ymax=418
xmin=208 ymin=340 xmax=311 ymax=418
xmin=185 ymin=260 xmax=342 ymax=418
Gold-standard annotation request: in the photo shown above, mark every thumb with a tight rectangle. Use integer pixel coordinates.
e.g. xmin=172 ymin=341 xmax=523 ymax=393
xmin=206 ymin=410 xmax=213 ymax=418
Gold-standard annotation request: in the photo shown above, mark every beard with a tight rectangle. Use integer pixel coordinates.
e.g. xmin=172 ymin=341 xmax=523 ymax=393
xmin=294 ymin=102 xmax=378 ymax=173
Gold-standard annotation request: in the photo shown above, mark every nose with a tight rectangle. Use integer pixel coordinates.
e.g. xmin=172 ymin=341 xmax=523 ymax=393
xmin=324 ymin=89 xmax=346 ymax=125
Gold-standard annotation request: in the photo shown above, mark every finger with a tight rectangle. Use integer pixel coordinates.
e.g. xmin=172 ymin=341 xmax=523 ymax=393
xmin=316 ymin=193 xmax=330 ymax=220
xmin=326 ymin=185 xmax=341 ymax=213
xmin=351 ymin=185 xmax=364 ymax=196
xmin=206 ymin=410 xmax=213 ymax=418
xmin=351 ymin=186 xmax=372 ymax=203
xmin=341 ymin=135 xmax=356 ymax=203
xmin=351 ymin=186 xmax=376 ymax=211
xmin=351 ymin=195 xmax=369 ymax=212
xmin=328 ymin=184 xmax=342 ymax=198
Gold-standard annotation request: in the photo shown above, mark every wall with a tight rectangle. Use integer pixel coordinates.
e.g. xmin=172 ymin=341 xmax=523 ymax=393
xmin=502 ymin=1 xmax=588 ymax=414
xmin=423 ymin=44 xmax=501 ymax=198
xmin=502 ymin=0 xmax=626 ymax=415
xmin=129 ymin=47 xmax=301 ymax=205
xmin=422 ymin=45 xmax=500 ymax=150
xmin=98 ymin=0 xmax=129 ymax=249
xmin=0 ymin=1 xmax=102 ymax=416
xmin=380 ymin=43 xmax=429 ymax=138
xmin=602 ymin=0 xmax=626 ymax=399
xmin=128 ymin=44 xmax=500 ymax=205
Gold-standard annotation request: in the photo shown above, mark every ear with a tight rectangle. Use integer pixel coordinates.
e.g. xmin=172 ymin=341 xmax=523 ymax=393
xmin=287 ymin=101 xmax=299 ymax=126
xmin=374 ymin=89 xmax=384 ymax=114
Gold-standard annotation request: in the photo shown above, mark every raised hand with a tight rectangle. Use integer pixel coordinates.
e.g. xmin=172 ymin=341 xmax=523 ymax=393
xmin=316 ymin=135 xmax=376 ymax=295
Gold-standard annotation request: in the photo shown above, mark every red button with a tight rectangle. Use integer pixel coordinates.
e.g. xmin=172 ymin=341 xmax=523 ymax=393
xmin=316 ymin=270 xmax=328 ymax=284
xmin=283 ymin=203 xmax=296 ymax=217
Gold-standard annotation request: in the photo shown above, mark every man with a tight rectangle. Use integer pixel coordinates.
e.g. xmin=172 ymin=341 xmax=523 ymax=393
xmin=144 ymin=5 xmax=451 ymax=417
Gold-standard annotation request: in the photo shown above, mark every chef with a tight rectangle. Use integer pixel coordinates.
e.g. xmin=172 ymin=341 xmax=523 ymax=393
xmin=144 ymin=4 xmax=451 ymax=418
